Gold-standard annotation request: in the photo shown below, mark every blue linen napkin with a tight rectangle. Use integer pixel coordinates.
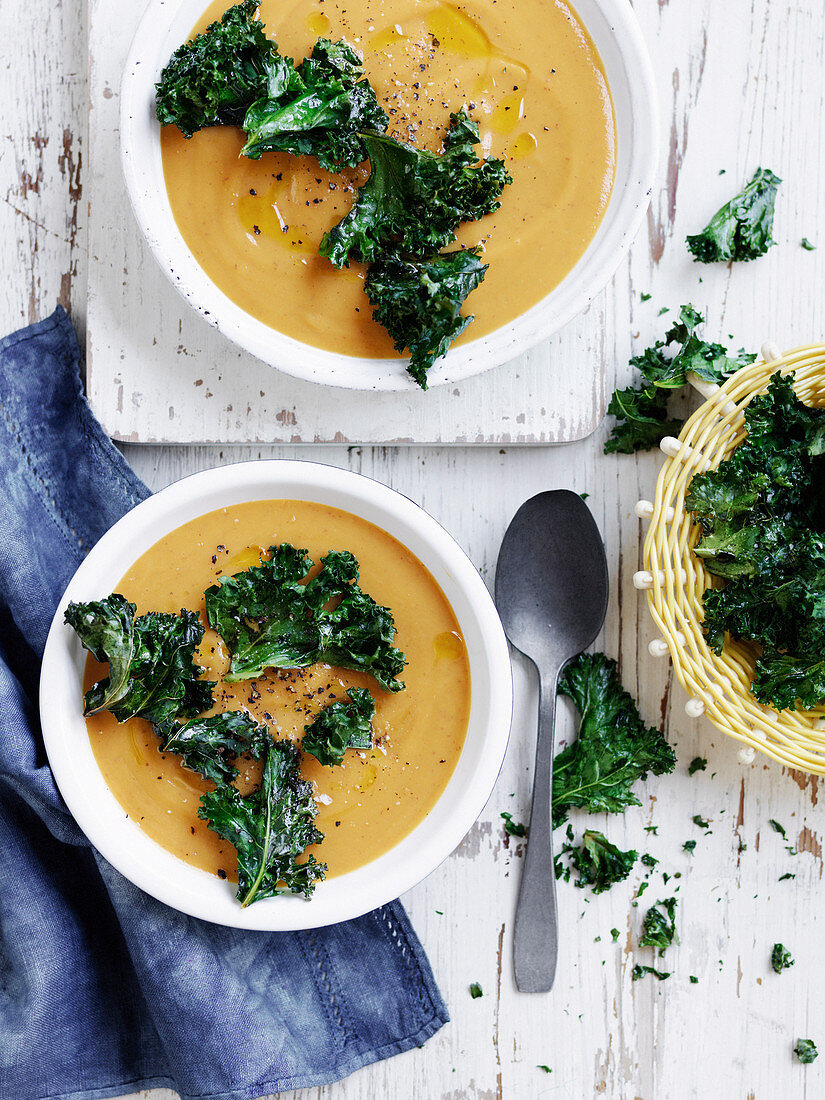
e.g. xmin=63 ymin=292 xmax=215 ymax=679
xmin=0 ymin=307 xmax=448 ymax=1100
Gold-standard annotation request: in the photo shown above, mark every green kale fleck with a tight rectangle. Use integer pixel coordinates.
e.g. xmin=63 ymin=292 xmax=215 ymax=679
xmin=537 ymin=1065 xmax=552 ymax=1074
xmin=553 ymin=653 xmax=676 ymax=826
xmin=469 ymin=982 xmax=483 ymax=999
xmin=693 ymin=814 xmax=711 ymax=830
xmin=779 ymin=872 xmax=796 ymax=881
xmin=771 ymin=943 xmax=795 ymax=973
xmin=155 ymin=0 xmax=278 ymax=137
xmin=686 ymin=167 xmax=781 ymax=263
xmin=65 ymin=594 xmax=214 ymax=724
xmin=301 ymin=688 xmax=375 ymax=766
xmin=320 ymin=110 xmax=510 ymax=268
xmin=566 ymin=829 xmax=638 ymax=894
xmin=631 ymin=964 xmax=671 ymax=981
xmin=199 ymin=737 xmax=325 ymax=904
xmin=364 ymin=248 xmax=487 ymax=389
xmin=683 ymin=839 xmax=697 ymax=855
xmin=639 ymin=897 xmax=679 ymax=951
xmin=644 ymin=825 xmax=659 ymax=835
xmin=641 ymin=853 xmax=658 ymax=869
xmin=241 ymin=38 xmax=388 ymax=170
xmin=794 ymin=1039 xmax=819 ymax=1064
xmin=686 ymin=375 xmax=825 ymax=709
xmin=801 ymin=238 xmax=816 ymax=251
xmin=688 ymin=756 xmax=708 ymax=775
xmin=640 ymin=292 xmax=652 ymax=302
xmin=155 ymin=710 xmax=268 ymax=785
xmin=610 ymin=928 xmax=621 ymax=943
xmin=205 ymin=544 xmax=406 ymax=691
xmin=501 ymin=811 xmax=527 ymax=838
xmin=604 ymin=305 xmax=755 ymax=454
xmin=689 ymin=975 xmax=699 ymax=983
xmin=770 ymin=819 xmax=787 ymax=839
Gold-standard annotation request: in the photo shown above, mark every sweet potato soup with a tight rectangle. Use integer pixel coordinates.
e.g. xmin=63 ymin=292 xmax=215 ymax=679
xmin=161 ymin=0 xmax=615 ymax=356
xmin=84 ymin=500 xmax=471 ymax=880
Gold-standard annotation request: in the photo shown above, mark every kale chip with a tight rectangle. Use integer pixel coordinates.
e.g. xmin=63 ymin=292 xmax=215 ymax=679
xmin=301 ymin=687 xmax=375 ymax=766
xmin=638 ymin=897 xmax=679 ymax=951
xmin=771 ymin=943 xmax=794 ymax=974
xmin=155 ymin=710 xmax=269 ymax=786
xmin=364 ymin=248 xmax=487 ymax=388
xmin=199 ymin=737 xmax=326 ymax=904
xmin=686 ymin=374 xmax=825 ymax=709
xmin=319 ymin=110 xmax=511 ymax=268
xmin=604 ymin=304 xmax=755 ymax=454
xmin=155 ymin=0 xmax=279 ymax=137
xmin=794 ymin=1039 xmax=819 ymax=1064
xmin=65 ymin=594 xmax=214 ymax=723
xmin=553 ymin=653 xmax=676 ymax=827
xmin=686 ymin=167 xmax=781 ymax=263
xmin=241 ymin=38 xmax=388 ymax=170
xmin=205 ymin=543 xmax=406 ymax=691
xmin=565 ymin=829 xmax=638 ymax=894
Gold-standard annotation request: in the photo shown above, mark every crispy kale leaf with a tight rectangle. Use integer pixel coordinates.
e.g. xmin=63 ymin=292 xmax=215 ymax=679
xmin=686 ymin=374 xmax=825 ymax=709
xmin=364 ymin=248 xmax=487 ymax=389
xmin=155 ymin=711 xmax=269 ymax=786
xmin=771 ymin=943 xmax=795 ymax=974
xmin=686 ymin=168 xmax=781 ymax=263
xmin=199 ymin=737 xmax=325 ymax=904
xmin=65 ymin=594 xmax=214 ymax=723
xmin=566 ymin=829 xmax=638 ymax=894
xmin=301 ymin=687 xmax=375 ymax=766
xmin=320 ymin=110 xmax=511 ymax=268
xmin=241 ymin=39 xmax=388 ymax=170
xmin=155 ymin=0 xmax=278 ymax=137
xmin=205 ymin=544 xmax=406 ymax=691
xmin=553 ymin=653 xmax=676 ymax=827
xmin=639 ymin=897 xmax=679 ymax=951
xmin=795 ymin=1039 xmax=819 ymax=1064
xmin=604 ymin=305 xmax=755 ymax=454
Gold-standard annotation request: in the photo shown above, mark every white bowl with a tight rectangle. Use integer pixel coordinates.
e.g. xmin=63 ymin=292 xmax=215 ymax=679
xmin=119 ymin=0 xmax=658 ymax=391
xmin=39 ymin=460 xmax=513 ymax=930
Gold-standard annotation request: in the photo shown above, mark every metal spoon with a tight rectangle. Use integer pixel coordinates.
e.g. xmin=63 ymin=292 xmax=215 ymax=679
xmin=495 ymin=490 xmax=609 ymax=993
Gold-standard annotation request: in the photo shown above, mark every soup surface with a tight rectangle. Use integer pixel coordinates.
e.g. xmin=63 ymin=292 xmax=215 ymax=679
xmin=85 ymin=499 xmax=471 ymax=880
xmin=161 ymin=0 xmax=615 ymax=356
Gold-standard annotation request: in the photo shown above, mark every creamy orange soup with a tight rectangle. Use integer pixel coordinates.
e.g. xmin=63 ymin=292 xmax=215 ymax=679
xmin=85 ymin=500 xmax=471 ymax=880
xmin=161 ymin=0 xmax=615 ymax=357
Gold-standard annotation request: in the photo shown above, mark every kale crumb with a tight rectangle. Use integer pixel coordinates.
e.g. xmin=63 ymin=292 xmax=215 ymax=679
xmin=801 ymin=238 xmax=816 ymax=250
xmin=794 ymin=1039 xmax=818 ymax=1064
xmin=688 ymin=756 xmax=707 ymax=775
xmin=501 ymin=811 xmax=527 ymax=837
xmin=689 ymin=975 xmax=699 ymax=984
xmin=769 ymin=820 xmax=787 ymax=839
xmin=632 ymin=964 xmax=671 ymax=981
xmin=469 ymin=982 xmax=483 ymax=999
xmin=771 ymin=943 xmax=794 ymax=973
xmin=537 ymin=1065 xmax=552 ymax=1074
xmin=610 ymin=928 xmax=621 ymax=943
xmin=640 ymin=292 xmax=651 ymax=302
xmin=683 ymin=839 xmax=697 ymax=855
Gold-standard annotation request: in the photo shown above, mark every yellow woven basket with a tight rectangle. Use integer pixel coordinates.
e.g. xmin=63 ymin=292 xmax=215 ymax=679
xmin=639 ymin=341 xmax=825 ymax=774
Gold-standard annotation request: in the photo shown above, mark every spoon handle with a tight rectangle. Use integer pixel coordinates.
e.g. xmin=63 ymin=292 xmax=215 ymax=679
xmin=513 ymin=665 xmax=560 ymax=993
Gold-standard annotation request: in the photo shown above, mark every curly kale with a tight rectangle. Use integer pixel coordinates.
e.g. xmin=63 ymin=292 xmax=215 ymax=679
xmin=639 ymin=897 xmax=679 ymax=951
xmin=65 ymin=594 xmax=214 ymax=723
xmin=564 ymin=830 xmax=638 ymax=894
xmin=320 ymin=110 xmax=511 ymax=268
xmin=553 ymin=653 xmax=676 ymax=827
xmin=301 ymin=688 xmax=375 ymax=766
xmin=199 ymin=737 xmax=325 ymax=904
xmin=241 ymin=38 xmax=388 ymax=170
xmin=686 ymin=373 xmax=825 ymax=709
xmin=155 ymin=0 xmax=279 ymax=137
xmin=364 ymin=248 xmax=487 ymax=388
xmin=771 ymin=943 xmax=795 ymax=974
xmin=605 ymin=305 xmax=755 ymax=454
xmin=155 ymin=710 xmax=269 ymax=786
xmin=687 ymin=168 xmax=781 ymax=263
xmin=205 ymin=543 xmax=406 ymax=691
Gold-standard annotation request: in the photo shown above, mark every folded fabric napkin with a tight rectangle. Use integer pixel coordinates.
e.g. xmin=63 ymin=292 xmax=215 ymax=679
xmin=0 ymin=307 xmax=447 ymax=1100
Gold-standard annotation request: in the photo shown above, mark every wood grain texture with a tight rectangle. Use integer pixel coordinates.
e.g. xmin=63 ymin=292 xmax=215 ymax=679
xmin=84 ymin=0 xmax=609 ymax=445
xmin=2 ymin=0 xmax=825 ymax=1096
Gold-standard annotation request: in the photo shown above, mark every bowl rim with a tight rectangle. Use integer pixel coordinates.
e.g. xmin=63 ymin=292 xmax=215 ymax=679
xmin=118 ymin=0 xmax=659 ymax=392
xmin=39 ymin=459 xmax=513 ymax=929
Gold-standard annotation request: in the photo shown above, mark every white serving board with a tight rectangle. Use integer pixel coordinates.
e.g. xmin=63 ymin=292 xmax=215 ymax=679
xmin=85 ymin=0 xmax=613 ymax=445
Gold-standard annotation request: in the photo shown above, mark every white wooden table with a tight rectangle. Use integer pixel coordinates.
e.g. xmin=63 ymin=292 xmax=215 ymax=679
xmin=4 ymin=0 xmax=825 ymax=1096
